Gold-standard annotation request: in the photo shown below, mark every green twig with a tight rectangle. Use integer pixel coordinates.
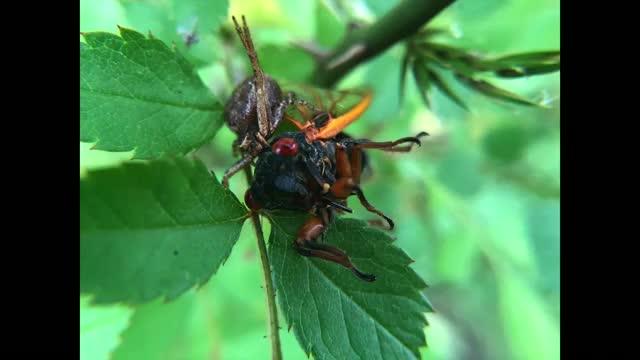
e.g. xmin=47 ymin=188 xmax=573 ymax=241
xmin=311 ymin=0 xmax=457 ymax=88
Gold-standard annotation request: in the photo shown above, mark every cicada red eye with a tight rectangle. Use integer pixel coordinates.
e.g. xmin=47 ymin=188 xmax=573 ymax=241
xmin=272 ymin=137 xmax=299 ymax=156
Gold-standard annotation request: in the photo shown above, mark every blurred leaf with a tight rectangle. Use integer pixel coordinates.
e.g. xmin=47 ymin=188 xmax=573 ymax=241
xmin=482 ymin=124 xmax=531 ymax=164
xmin=408 ymin=40 xmax=559 ymax=109
xmin=418 ymin=42 xmax=484 ymax=76
xmin=80 ymin=297 xmax=133 ymax=360
xmin=173 ymin=0 xmax=228 ymax=32
xmin=493 ymin=63 xmax=559 ymax=78
xmin=435 ymin=229 xmax=478 ymax=283
xmin=366 ymin=0 xmax=400 ymax=17
xmin=427 ymin=68 xmax=469 ymax=111
xmin=447 ymin=0 xmax=557 ymax=53
xmin=436 ymin=150 xmax=485 ymax=197
xmin=80 ymin=28 xmax=223 ymax=159
xmin=421 ymin=313 xmax=466 ymax=360
xmin=456 ymin=74 xmax=541 ymax=107
xmin=412 ymin=60 xmax=432 ymax=107
xmin=362 ymin=52 xmax=403 ymax=123
xmin=121 ymin=0 xmax=229 ymax=67
xmin=526 ymin=200 xmax=560 ymax=293
xmin=472 ymin=187 xmax=535 ymax=270
xmin=489 ymin=163 xmax=560 ymax=199
xmin=259 ymin=45 xmax=315 ymax=83
xmin=80 ymin=0 xmax=127 ymax=31
xmin=80 ymin=158 xmax=247 ymax=304
xmin=502 ymin=133 xmax=560 ymax=200
xmin=449 ymin=0 xmax=507 ymax=22
xmin=119 ymin=1 xmax=171 ymax=39
xmin=112 ymin=292 xmax=196 ymax=359
xmin=275 ymin=0 xmax=317 ymax=39
xmin=399 ymin=49 xmax=411 ymax=103
xmin=497 ymin=271 xmax=559 ymax=360
xmin=315 ymin=0 xmax=345 ymax=48
xmin=484 ymin=51 xmax=560 ymax=77
xmin=269 ymin=214 xmax=431 ymax=360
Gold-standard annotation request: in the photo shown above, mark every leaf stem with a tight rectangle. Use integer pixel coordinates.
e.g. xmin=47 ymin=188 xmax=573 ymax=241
xmin=244 ymin=167 xmax=282 ymax=360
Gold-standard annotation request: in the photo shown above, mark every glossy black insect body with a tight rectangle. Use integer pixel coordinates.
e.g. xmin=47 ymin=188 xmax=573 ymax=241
xmin=247 ymin=132 xmax=340 ymax=211
xmin=245 ymin=131 xmax=427 ymax=281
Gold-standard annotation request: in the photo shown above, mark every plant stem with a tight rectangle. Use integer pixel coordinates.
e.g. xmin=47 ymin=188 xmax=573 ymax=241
xmin=244 ymin=167 xmax=282 ymax=360
xmin=311 ymin=0 xmax=456 ymax=88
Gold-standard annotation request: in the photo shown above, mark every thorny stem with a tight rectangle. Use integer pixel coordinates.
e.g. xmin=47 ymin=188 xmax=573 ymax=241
xmin=244 ymin=167 xmax=282 ymax=360
xmin=311 ymin=0 xmax=456 ymax=88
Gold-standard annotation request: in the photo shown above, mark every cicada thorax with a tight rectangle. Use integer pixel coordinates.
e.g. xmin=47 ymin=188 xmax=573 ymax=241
xmin=245 ymin=130 xmax=377 ymax=215
xmin=248 ymin=132 xmax=338 ymax=212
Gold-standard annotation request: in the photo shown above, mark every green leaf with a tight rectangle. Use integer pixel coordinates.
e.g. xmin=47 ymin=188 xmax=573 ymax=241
xmin=112 ymin=292 xmax=196 ymax=359
xmin=482 ymin=124 xmax=531 ymax=164
xmin=418 ymin=42 xmax=486 ymax=76
xmin=258 ymin=45 xmax=315 ymax=83
xmin=366 ymin=0 xmax=400 ymax=17
xmin=436 ymin=149 xmax=485 ymax=197
xmin=427 ymin=68 xmax=469 ymax=111
xmin=412 ymin=60 xmax=432 ymax=108
xmin=80 ymin=27 xmax=223 ymax=159
xmin=80 ymin=0 xmax=127 ymax=32
xmin=526 ymin=200 xmax=560 ymax=293
xmin=315 ymin=0 xmax=345 ymax=48
xmin=484 ymin=51 xmax=560 ymax=78
xmin=269 ymin=214 xmax=431 ymax=360
xmin=399 ymin=49 xmax=411 ymax=104
xmin=80 ymin=296 xmax=133 ymax=360
xmin=455 ymin=75 xmax=541 ymax=107
xmin=497 ymin=271 xmax=559 ymax=360
xmin=490 ymin=51 xmax=560 ymax=67
xmin=80 ymin=157 xmax=248 ymax=305
xmin=362 ymin=53 xmax=402 ymax=123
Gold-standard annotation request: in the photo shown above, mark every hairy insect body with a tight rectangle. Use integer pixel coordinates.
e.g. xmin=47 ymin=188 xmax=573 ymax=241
xmin=220 ymin=16 xmax=297 ymax=187
xmin=224 ymin=76 xmax=295 ymax=156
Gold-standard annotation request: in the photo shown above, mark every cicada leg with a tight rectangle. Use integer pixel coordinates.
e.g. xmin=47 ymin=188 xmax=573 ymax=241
xmin=294 ymin=214 xmax=376 ymax=282
xmin=329 ymin=144 xmax=394 ymax=229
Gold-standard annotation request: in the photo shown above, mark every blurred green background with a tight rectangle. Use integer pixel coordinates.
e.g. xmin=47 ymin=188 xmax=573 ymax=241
xmin=80 ymin=0 xmax=559 ymax=359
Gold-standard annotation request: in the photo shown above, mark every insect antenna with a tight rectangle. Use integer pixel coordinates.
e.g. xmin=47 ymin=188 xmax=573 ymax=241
xmin=222 ymin=154 xmax=254 ymax=188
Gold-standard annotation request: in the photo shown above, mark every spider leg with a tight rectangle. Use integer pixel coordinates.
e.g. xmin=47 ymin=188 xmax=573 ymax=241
xmin=271 ymin=92 xmax=297 ymax=133
xmin=222 ymin=155 xmax=254 ymax=188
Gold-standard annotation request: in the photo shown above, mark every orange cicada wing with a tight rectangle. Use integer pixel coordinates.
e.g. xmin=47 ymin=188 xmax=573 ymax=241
xmin=280 ymin=82 xmax=373 ymax=139
xmin=314 ymin=90 xmax=372 ymax=140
